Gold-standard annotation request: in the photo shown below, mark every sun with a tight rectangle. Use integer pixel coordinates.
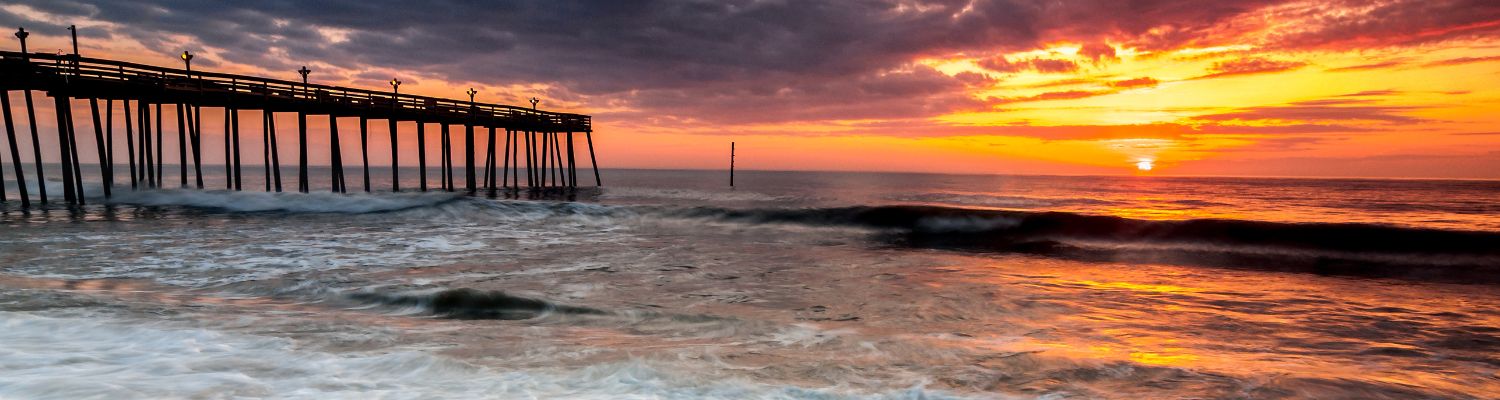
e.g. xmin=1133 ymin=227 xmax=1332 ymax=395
xmin=1135 ymin=159 xmax=1154 ymax=171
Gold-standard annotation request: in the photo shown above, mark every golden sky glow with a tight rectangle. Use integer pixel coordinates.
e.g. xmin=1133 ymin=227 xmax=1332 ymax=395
xmin=5 ymin=1 xmax=1500 ymax=178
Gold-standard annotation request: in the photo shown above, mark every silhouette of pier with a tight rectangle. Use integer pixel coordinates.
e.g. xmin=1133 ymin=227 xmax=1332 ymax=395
xmin=0 ymin=26 xmax=598 ymax=207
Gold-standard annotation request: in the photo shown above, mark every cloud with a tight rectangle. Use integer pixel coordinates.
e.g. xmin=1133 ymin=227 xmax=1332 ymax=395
xmin=1109 ymin=77 xmax=1160 ymax=88
xmin=1078 ymin=42 xmax=1118 ymax=63
xmin=1258 ymin=0 xmax=1500 ymax=50
xmin=1337 ymin=89 xmax=1400 ymax=97
xmin=1422 ymin=55 xmax=1500 ymax=67
xmin=1325 ymin=60 xmax=1408 ymax=72
xmin=978 ymin=57 xmax=1081 ymax=74
xmin=9 ymin=0 xmax=1497 ymax=127
xmin=1194 ymin=98 xmax=1426 ymax=124
xmin=1195 ymin=58 xmax=1307 ymax=79
xmin=991 ymin=90 xmax=1114 ymax=105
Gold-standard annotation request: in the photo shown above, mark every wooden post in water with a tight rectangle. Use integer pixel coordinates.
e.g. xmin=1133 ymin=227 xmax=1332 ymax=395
xmin=297 ymin=112 xmax=308 ymax=193
xmin=189 ymin=105 xmax=203 ymax=189
xmin=104 ymin=100 xmax=116 ymax=192
xmin=140 ymin=102 xmax=153 ymax=189
xmin=417 ymin=122 xmax=427 ymax=191
xmin=359 ymin=116 xmax=370 ymax=192
xmin=465 ymin=122 xmax=475 ymax=193
xmin=586 ymin=132 xmax=600 ymax=187
xmin=89 ymin=98 xmax=111 ymax=198
xmin=554 ymin=132 xmax=564 ymax=187
xmin=66 ymin=99 xmax=85 ymax=203
xmin=388 ymin=118 xmax=398 ymax=192
xmin=388 ymin=79 xmax=401 ymax=192
xmin=123 ymin=100 xmax=135 ymax=190
xmin=2 ymin=91 xmax=29 ymax=207
xmin=502 ymin=129 xmax=512 ymax=190
xmin=730 ymin=141 xmax=735 ymax=187
xmin=23 ymin=90 xmax=45 ymax=202
xmin=262 ymin=111 xmax=272 ymax=191
xmin=176 ymin=103 xmax=188 ymax=187
xmin=488 ymin=126 xmax=499 ymax=193
xmin=525 ymin=131 xmax=535 ymax=188
xmin=155 ymin=103 xmax=162 ymax=187
xmin=329 ymin=115 xmax=345 ymax=193
xmin=232 ymin=108 xmax=243 ymax=191
xmin=441 ymin=123 xmax=453 ymax=192
xmin=53 ymin=95 xmax=77 ymax=204
xmin=536 ymin=130 xmax=544 ymax=188
xmin=224 ymin=107 xmax=233 ymax=189
xmin=465 ymin=88 xmax=477 ymax=193
xmin=268 ymin=111 xmax=281 ymax=192
xmin=567 ymin=132 xmax=576 ymax=188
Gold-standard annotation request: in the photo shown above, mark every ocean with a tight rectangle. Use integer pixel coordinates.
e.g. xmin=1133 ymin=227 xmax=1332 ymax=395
xmin=2 ymin=166 xmax=1499 ymax=399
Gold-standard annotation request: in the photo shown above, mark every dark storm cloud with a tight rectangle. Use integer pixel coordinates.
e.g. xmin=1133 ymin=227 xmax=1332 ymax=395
xmin=11 ymin=0 xmax=1499 ymax=126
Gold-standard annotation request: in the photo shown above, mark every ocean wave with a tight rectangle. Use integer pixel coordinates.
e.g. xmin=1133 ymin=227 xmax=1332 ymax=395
xmin=107 ymin=189 xmax=463 ymax=213
xmin=659 ymin=204 xmax=1500 ymax=277
xmin=345 ymin=288 xmax=606 ymax=320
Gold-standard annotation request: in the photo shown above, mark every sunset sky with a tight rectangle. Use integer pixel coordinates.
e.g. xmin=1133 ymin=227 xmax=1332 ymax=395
xmin=4 ymin=0 xmax=1500 ymax=178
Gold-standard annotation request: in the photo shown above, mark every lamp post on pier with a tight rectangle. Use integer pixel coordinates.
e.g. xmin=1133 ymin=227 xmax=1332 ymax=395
xmin=297 ymin=66 xmax=311 ymax=98
xmin=529 ymin=97 xmax=539 ymax=110
xmin=390 ymin=78 xmax=401 ymax=95
xmin=14 ymin=28 xmax=28 ymax=59
xmin=467 ymin=88 xmax=478 ymax=104
xmin=180 ymin=51 xmax=193 ymax=73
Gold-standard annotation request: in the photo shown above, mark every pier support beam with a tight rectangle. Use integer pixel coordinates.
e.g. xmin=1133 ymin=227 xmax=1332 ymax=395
xmin=417 ymin=122 xmax=427 ymax=192
xmin=67 ymin=99 xmax=84 ymax=203
xmin=484 ymin=126 xmax=496 ymax=195
xmin=297 ymin=112 xmax=308 ymax=193
xmin=224 ymin=107 xmax=233 ymax=189
xmin=141 ymin=101 xmax=153 ymax=189
xmin=262 ymin=111 xmax=271 ymax=191
xmin=540 ymin=131 xmax=550 ymax=188
xmin=330 ymin=115 xmax=345 ymax=193
xmin=155 ymin=103 xmax=163 ymax=188
xmin=567 ymin=132 xmax=576 ymax=188
xmin=176 ymin=103 xmax=187 ymax=187
xmin=359 ymin=117 xmax=370 ymax=192
xmin=190 ymin=105 xmax=203 ymax=189
xmin=268 ymin=112 xmax=281 ymax=192
xmin=502 ymin=129 xmax=512 ymax=190
xmin=587 ymin=132 xmax=600 ymax=186
xmin=89 ymin=98 xmax=111 ymax=198
xmin=465 ymin=123 xmax=475 ymax=193
xmin=388 ymin=118 xmax=398 ymax=192
xmin=24 ymin=91 xmax=46 ymax=202
xmin=53 ymin=95 xmax=77 ymax=204
xmin=441 ymin=123 xmax=453 ymax=192
xmin=123 ymin=100 xmax=135 ymax=190
xmin=2 ymin=91 xmax=30 ymax=207
xmin=232 ymin=108 xmax=242 ymax=191
xmin=525 ymin=131 xmax=534 ymax=189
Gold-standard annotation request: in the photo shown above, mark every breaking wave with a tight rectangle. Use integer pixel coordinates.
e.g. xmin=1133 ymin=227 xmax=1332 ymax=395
xmin=661 ymin=204 xmax=1500 ymax=279
xmin=345 ymin=288 xmax=607 ymax=320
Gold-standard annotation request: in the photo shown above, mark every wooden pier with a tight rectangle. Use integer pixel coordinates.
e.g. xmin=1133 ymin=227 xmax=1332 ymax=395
xmin=0 ymin=27 xmax=598 ymax=207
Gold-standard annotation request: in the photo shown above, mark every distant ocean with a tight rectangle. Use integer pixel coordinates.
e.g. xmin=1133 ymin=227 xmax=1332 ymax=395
xmin=3 ymin=166 xmax=1499 ymax=399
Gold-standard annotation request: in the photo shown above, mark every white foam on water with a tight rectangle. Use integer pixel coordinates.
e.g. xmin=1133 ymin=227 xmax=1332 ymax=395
xmin=0 ymin=311 xmax=993 ymax=400
xmin=108 ymin=189 xmax=462 ymax=213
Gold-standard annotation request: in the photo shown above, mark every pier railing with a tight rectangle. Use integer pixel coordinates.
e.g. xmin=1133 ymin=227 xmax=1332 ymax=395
xmin=0 ymin=51 xmax=590 ymax=132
